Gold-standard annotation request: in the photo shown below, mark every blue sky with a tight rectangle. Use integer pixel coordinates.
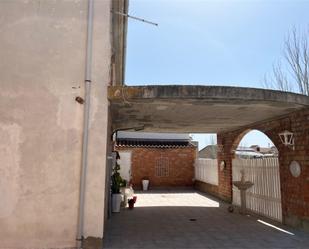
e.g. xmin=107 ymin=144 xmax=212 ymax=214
xmin=125 ymin=0 xmax=309 ymax=150
xmin=191 ymin=130 xmax=274 ymax=150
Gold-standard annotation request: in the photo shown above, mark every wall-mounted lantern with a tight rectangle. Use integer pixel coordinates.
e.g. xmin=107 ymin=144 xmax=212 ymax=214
xmin=220 ymin=160 xmax=226 ymax=171
xmin=278 ymin=130 xmax=294 ymax=150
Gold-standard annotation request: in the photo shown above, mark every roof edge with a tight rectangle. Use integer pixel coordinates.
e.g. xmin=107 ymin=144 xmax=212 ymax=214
xmin=108 ymin=85 xmax=309 ymax=106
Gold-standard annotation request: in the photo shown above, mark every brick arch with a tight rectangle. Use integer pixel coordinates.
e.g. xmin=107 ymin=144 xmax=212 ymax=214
xmin=217 ymin=127 xmax=281 ymax=203
xmin=216 ymin=109 xmax=309 ymax=230
xmin=230 ymin=128 xmax=251 ymax=157
xmin=230 ymin=128 xmax=280 ymax=157
xmin=227 ymin=128 xmax=285 ymax=222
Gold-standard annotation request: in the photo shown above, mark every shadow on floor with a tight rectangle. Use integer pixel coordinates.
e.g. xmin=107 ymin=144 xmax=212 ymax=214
xmin=103 ymin=191 xmax=309 ymax=249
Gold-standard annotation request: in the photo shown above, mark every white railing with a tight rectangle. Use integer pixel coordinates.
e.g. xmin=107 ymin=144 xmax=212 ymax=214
xmin=232 ymin=157 xmax=282 ymax=222
xmin=195 ymin=159 xmax=218 ymax=186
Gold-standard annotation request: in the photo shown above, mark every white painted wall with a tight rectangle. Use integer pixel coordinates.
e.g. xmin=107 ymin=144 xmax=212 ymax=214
xmin=118 ymin=151 xmax=132 ymax=182
xmin=0 ymin=0 xmax=111 ymax=248
xmin=195 ymin=159 xmax=219 ymax=185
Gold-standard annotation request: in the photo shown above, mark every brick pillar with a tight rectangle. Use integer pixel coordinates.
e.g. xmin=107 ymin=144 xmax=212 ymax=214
xmin=217 ymin=130 xmax=249 ymax=203
xmin=273 ymin=110 xmax=309 ymax=230
xmin=217 ymin=134 xmax=233 ymax=202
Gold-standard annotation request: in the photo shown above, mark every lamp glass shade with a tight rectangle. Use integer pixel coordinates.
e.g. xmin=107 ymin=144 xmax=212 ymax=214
xmin=278 ymin=130 xmax=294 ymax=145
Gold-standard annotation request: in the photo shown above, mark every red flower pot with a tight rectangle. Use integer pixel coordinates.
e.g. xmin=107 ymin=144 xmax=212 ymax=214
xmin=128 ymin=199 xmax=135 ymax=209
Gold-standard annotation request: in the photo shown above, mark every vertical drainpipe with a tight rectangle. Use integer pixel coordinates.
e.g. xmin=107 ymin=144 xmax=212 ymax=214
xmin=77 ymin=0 xmax=94 ymax=248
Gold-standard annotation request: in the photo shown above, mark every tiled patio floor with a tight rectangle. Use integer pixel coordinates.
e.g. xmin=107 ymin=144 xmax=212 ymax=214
xmin=103 ymin=190 xmax=309 ymax=249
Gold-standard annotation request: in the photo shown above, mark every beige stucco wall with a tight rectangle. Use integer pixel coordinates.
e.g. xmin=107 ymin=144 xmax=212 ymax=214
xmin=0 ymin=0 xmax=111 ymax=248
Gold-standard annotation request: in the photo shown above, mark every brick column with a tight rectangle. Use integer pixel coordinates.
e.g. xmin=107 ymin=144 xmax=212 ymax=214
xmin=216 ymin=135 xmax=232 ymax=202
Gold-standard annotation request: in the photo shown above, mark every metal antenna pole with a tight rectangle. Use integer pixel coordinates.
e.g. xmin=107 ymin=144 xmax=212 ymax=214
xmin=112 ymin=11 xmax=158 ymax=26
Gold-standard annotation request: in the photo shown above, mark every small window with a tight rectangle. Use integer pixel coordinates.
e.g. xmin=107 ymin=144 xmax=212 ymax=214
xmin=155 ymin=156 xmax=169 ymax=177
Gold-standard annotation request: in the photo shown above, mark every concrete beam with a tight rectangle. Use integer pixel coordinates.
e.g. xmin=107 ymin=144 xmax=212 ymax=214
xmin=108 ymin=85 xmax=309 ymax=133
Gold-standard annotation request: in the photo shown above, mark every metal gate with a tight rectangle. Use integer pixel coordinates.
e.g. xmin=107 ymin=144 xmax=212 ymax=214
xmin=232 ymin=158 xmax=282 ymax=222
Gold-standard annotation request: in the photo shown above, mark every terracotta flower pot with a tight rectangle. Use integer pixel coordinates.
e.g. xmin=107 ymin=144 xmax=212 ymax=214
xmin=128 ymin=199 xmax=135 ymax=209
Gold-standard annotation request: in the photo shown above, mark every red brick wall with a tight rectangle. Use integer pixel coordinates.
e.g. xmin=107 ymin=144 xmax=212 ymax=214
xmin=216 ymin=108 xmax=309 ymax=230
xmin=116 ymin=146 xmax=196 ymax=189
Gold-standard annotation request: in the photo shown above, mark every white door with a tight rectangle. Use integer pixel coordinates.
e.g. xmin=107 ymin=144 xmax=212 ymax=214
xmin=118 ymin=151 xmax=132 ymax=182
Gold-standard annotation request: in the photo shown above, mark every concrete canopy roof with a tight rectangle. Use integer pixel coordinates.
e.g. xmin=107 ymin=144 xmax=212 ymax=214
xmin=108 ymin=85 xmax=309 ymax=133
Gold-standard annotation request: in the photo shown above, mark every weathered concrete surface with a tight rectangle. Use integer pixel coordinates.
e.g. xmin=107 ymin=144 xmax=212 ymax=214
xmin=111 ymin=0 xmax=128 ymax=86
xmin=109 ymin=85 xmax=309 ymax=133
xmin=0 ymin=1 xmax=111 ymax=248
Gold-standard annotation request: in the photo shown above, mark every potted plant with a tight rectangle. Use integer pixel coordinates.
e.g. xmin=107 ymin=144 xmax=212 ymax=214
xmin=128 ymin=196 xmax=137 ymax=209
xmin=142 ymin=176 xmax=150 ymax=191
xmin=111 ymin=160 xmax=126 ymax=213
xmin=128 ymin=198 xmax=135 ymax=209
